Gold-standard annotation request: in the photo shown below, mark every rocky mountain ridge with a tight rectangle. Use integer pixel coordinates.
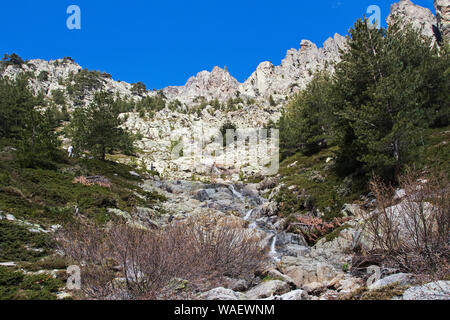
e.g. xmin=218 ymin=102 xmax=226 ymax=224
xmin=0 ymin=0 xmax=448 ymax=179
xmin=3 ymin=0 xmax=447 ymax=107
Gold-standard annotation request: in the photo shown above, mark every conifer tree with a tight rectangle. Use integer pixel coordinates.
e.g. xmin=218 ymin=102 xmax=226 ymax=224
xmin=69 ymin=92 xmax=135 ymax=160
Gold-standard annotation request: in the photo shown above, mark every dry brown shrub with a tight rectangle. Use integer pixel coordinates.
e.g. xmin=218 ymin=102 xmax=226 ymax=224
xmin=287 ymin=215 xmax=351 ymax=244
xmin=56 ymin=213 xmax=268 ymax=300
xmin=361 ymin=168 xmax=450 ymax=280
xmin=72 ymin=175 xmax=111 ymax=188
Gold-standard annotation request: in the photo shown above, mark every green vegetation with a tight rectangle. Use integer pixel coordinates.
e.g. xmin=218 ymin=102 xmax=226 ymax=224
xmin=38 ymin=71 xmax=49 ymax=82
xmin=135 ymin=92 xmax=166 ymax=117
xmin=0 ymin=75 xmax=62 ymax=169
xmin=65 ymin=69 xmax=106 ymax=102
xmin=0 ymin=220 xmax=52 ymax=263
xmin=279 ymin=19 xmax=449 ymax=183
xmin=0 ymin=150 xmax=165 ymax=225
xmin=68 ymin=92 xmax=135 ymax=160
xmin=279 ymin=73 xmax=333 ymax=158
xmin=0 ymin=267 xmax=64 ymax=300
xmin=274 ymin=147 xmax=367 ymax=220
xmin=51 ymin=89 xmax=66 ymax=106
xmin=131 ymin=82 xmax=147 ymax=95
xmin=1 ymin=53 xmax=25 ymax=67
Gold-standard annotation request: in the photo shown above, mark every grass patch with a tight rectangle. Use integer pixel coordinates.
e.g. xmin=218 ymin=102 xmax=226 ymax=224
xmin=0 ymin=152 xmax=165 ymax=225
xmin=276 ymin=147 xmax=367 ymax=221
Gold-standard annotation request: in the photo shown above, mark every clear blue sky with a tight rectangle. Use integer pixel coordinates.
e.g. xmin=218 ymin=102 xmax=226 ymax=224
xmin=1 ymin=0 xmax=435 ymax=89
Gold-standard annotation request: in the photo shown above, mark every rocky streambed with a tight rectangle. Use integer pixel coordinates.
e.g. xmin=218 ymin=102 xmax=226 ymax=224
xmin=135 ymin=176 xmax=450 ymax=300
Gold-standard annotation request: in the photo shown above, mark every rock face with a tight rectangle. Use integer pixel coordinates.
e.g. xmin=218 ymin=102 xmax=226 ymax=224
xmin=239 ymin=34 xmax=346 ymax=99
xmin=163 ymin=66 xmax=240 ymax=103
xmin=0 ymin=58 xmax=148 ymax=109
xmin=402 ymin=281 xmax=450 ymax=300
xmin=388 ymin=0 xmax=438 ymax=40
xmin=435 ymin=0 xmax=450 ymax=42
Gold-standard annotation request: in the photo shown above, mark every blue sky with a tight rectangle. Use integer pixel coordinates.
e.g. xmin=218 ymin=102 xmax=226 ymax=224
xmin=1 ymin=0 xmax=435 ymax=89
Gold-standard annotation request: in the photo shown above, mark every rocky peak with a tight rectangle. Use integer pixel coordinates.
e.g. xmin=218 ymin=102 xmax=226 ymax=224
xmin=387 ymin=0 xmax=438 ymax=40
xmin=240 ymin=35 xmax=346 ymax=99
xmin=435 ymin=0 xmax=450 ymax=42
xmin=163 ymin=66 xmax=240 ymax=103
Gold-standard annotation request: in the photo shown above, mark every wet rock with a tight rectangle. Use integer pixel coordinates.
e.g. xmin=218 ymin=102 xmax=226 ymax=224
xmin=276 ymin=232 xmax=308 ymax=247
xmin=281 ymin=244 xmax=310 ymax=257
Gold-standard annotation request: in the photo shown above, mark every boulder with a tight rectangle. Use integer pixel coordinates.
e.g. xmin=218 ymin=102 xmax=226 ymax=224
xmin=201 ymin=287 xmax=242 ymax=300
xmin=402 ymin=281 xmax=450 ymax=300
xmin=337 ymin=277 xmax=364 ymax=293
xmin=277 ymin=289 xmax=309 ymax=300
xmin=262 ymin=269 xmax=297 ymax=288
xmin=259 ymin=202 xmax=278 ymax=217
xmin=245 ymin=280 xmax=290 ymax=300
xmin=303 ymin=282 xmax=327 ymax=294
xmin=194 ymin=189 xmax=213 ymax=202
xmin=369 ymin=273 xmax=415 ymax=290
xmin=223 ymin=278 xmax=250 ymax=292
xmin=281 ymin=257 xmax=340 ymax=288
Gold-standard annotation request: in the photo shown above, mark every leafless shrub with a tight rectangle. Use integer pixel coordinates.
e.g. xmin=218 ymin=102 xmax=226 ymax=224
xmin=57 ymin=213 xmax=267 ymax=299
xmin=361 ymin=168 xmax=450 ymax=280
xmin=72 ymin=175 xmax=111 ymax=188
xmin=286 ymin=215 xmax=351 ymax=244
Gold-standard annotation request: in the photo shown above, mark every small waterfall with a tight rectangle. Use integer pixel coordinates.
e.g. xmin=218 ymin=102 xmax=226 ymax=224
xmin=269 ymin=235 xmax=280 ymax=262
xmin=244 ymin=209 xmax=253 ymax=220
xmin=229 ymin=185 xmax=244 ymax=201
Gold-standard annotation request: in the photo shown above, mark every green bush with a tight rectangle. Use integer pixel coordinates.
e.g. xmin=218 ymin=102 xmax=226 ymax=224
xmin=0 ymin=220 xmax=52 ymax=263
xmin=0 ymin=267 xmax=63 ymax=300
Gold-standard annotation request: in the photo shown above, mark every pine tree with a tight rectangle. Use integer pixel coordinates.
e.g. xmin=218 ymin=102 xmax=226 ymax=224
xmin=0 ymin=76 xmax=36 ymax=139
xmin=69 ymin=92 xmax=135 ymax=160
xmin=332 ymin=18 xmax=448 ymax=179
xmin=279 ymin=72 xmax=333 ymax=158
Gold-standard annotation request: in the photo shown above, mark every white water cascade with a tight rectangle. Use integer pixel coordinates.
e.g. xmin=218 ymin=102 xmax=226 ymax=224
xmin=269 ymin=235 xmax=280 ymax=262
xmin=244 ymin=209 xmax=253 ymax=221
xmin=229 ymin=185 xmax=244 ymax=201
